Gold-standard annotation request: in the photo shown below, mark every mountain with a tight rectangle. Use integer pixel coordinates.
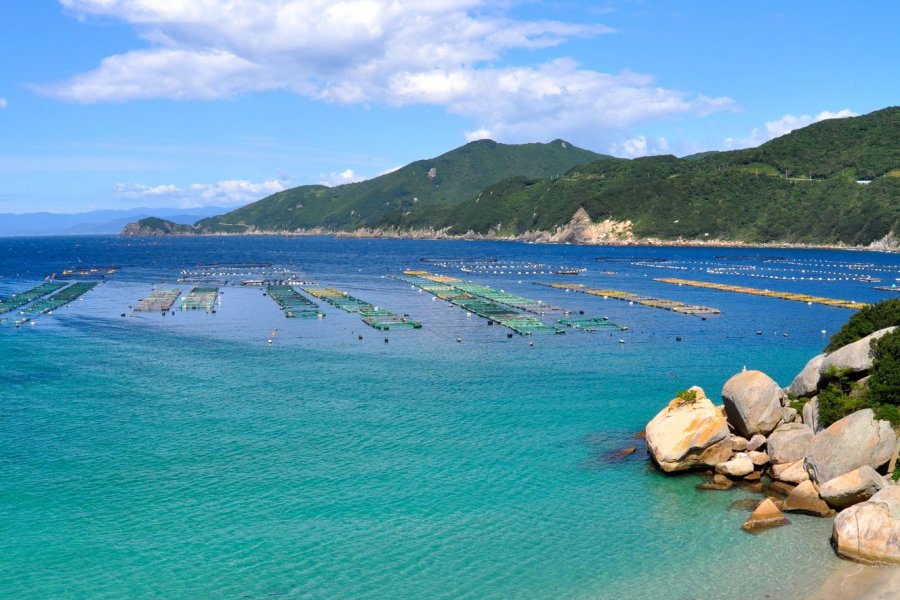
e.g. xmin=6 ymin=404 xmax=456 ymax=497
xmin=124 ymin=107 xmax=900 ymax=246
xmin=192 ymin=139 xmax=604 ymax=233
xmin=1 ymin=206 xmax=228 ymax=236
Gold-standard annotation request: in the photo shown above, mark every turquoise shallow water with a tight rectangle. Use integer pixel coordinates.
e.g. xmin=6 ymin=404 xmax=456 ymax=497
xmin=2 ymin=236 xmax=897 ymax=598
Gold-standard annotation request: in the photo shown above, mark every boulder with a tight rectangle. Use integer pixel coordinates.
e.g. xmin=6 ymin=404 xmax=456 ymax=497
xmin=645 ymin=386 xmax=733 ymax=472
xmin=742 ymin=498 xmax=790 ymax=532
xmin=803 ymin=409 xmax=897 ymax=484
xmin=722 ymin=370 xmax=785 ymax=437
xmin=787 ymin=353 xmax=825 ymax=397
xmin=819 ymin=466 xmax=887 ymax=509
xmin=747 ymin=434 xmax=767 ymax=452
xmin=773 ymin=459 xmax=810 ymax=484
xmin=832 ymin=486 xmax=900 ymax=565
xmin=782 ymin=406 xmax=798 ymax=424
xmin=802 ymin=396 xmax=820 ymax=432
xmin=716 ymin=453 xmax=754 ymax=478
xmin=820 ymin=327 xmax=897 ymax=376
xmin=730 ymin=436 xmax=749 ymax=452
xmin=783 ymin=480 xmax=831 ymax=517
xmin=697 ymin=473 xmax=734 ymax=491
xmin=748 ymin=450 xmax=770 ymax=466
xmin=767 ymin=423 xmax=815 ymax=465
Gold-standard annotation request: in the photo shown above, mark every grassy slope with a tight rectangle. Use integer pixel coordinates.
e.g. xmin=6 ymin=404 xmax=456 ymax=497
xmin=196 ymin=139 xmax=603 ymax=232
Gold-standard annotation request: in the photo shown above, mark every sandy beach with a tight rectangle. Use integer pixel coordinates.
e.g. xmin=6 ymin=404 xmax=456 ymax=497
xmin=809 ymin=562 xmax=900 ymax=599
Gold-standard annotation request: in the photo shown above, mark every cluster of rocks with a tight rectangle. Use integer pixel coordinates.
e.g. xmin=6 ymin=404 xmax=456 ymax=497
xmin=645 ymin=327 xmax=900 ymax=565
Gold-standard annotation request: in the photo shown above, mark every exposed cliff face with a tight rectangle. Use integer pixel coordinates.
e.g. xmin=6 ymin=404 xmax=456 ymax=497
xmin=870 ymin=231 xmax=900 ymax=251
xmin=530 ymin=207 xmax=635 ymax=244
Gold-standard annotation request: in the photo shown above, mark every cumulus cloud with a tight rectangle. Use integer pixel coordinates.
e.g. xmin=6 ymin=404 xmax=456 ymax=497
xmin=114 ymin=178 xmax=286 ymax=208
xmin=609 ymin=135 xmax=671 ymax=158
xmin=43 ymin=1 xmax=734 ymax=143
xmin=0 ymin=98 xmax=7 ymax=109
xmin=724 ymin=109 xmax=857 ymax=149
xmin=320 ymin=169 xmax=366 ymax=187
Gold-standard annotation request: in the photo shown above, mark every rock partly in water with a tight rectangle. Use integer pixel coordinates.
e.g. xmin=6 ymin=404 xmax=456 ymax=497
xmin=645 ymin=386 xmax=732 ymax=473
xmin=747 ymin=434 xmax=767 ymax=452
xmin=765 ymin=481 xmax=796 ymax=497
xmin=819 ymin=465 xmax=888 ymax=509
xmin=742 ymin=498 xmax=790 ymax=532
xmin=804 ymin=409 xmax=897 ymax=485
xmin=722 ymin=370 xmax=786 ymax=438
xmin=697 ymin=473 xmax=734 ymax=491
xmin=832 ymin=486 xmax=900 ymax=565
xmin=767 ymin=422 xmax=815 ymax=465
xmin=715 ymin=453 xmax=755 ymax=478
xmin=787 ymin=353 xmax=825 ymax=397
xmin=820 ymin=327 xmax=897 ymax=376
xmin=802 ymin=396 xmax=820 ymax=432
xmin=783 ymin=480 xmax=831 ymax=517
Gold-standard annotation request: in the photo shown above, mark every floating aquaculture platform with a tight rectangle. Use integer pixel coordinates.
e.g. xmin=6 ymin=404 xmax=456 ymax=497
xmin=55 ymin=266 xmax=118 ymax=280
xmin=0 ymin=281 xmax=66 ymax=314
xmin=874 ymin=286 xmax=900 ymax=293
xmin=25 ymin=282 xmax=98 ymax=314
xmin=266 ymin=285 xmax=324 ymax=318
xmin=134 ymin=289 xmax=182 ymax=312
xmin=181 ymin=286 xmax=219 ymax=311
xmin=179 ymin=263 xmax=312 ymax=287
xmin=304 ymin=287 xmax=420 ymax=330
xmin=543 ymin=283 xmax=720 ymax=317
xmin=654 ymin=278 xmax=866 ymax=309
xmin=558 ymin=316 xmax=623 ymax=332
xmin=395 ymin=271 xmax=565 ymax=335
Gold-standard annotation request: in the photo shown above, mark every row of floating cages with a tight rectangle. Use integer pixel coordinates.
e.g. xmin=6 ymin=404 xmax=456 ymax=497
xmin=653 ymin=278 xmax=866 ymax=309
xmin=25 ymin=282 xmax=98 ymax=315
xmin=0 ymin=281 xmax=67 ymax=314
xmin=304 ymin=287 xmax=421 ymax=330
xmin=266 ymin=285 xmax=324 ymax=319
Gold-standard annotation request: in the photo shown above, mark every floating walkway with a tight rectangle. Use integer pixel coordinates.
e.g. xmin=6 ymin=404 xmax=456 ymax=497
xmin=874 ymin=286 xmax=900 ymax=293
xmin=654 ymin=278 xmax=866 ymax=309
xmin=181 ymin=287 xmax=219 ymax=311
xmin=135 ymin=289 xmax=182 ymax=312
xmin=543 ymin=283 xmax=720 ymax=317
xmin=304 ymin=287 xmax=420 ymax=330
xmin=396 ymin=271 xmax=565 ymax=335
xmin=25 ymin=282 xmax=98 ymax=314
xmin=266 ymin=285 xmax=324 ymax=318
xmin=0 ymin=281 xmax=66 ymax=314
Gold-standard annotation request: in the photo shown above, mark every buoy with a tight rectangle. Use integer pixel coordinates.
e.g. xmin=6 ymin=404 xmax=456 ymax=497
xmin=676 ymin=336 xmax=682 ymax=342
xmin=384 ymin=337 xmax=389 ymax=343
xmin=456 ymin=337 xmax=461 ymax=343
xmin=267 ymin=339 xmax=273 ymax=344
xmin=358 ymin=335 xmax=363 ymax=340
xmin=506 ymin=333 xmax=513 ymax=338
xmin=618 ymin=339 xmax=625 ymax=344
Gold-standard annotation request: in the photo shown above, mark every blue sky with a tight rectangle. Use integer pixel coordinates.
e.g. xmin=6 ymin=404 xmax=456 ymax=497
xmin=0 ymin=1 xmax=897 ymax=213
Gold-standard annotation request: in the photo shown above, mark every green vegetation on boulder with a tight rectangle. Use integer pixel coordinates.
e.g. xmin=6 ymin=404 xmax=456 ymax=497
xmin=825 ymin=298 xmax=900 ymax=352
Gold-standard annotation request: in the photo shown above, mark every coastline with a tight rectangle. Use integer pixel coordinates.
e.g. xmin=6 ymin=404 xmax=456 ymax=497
xmin=809 ymin=561 xmax=900 ymax=599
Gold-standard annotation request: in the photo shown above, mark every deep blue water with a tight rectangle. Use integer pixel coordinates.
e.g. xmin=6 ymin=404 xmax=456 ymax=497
xmin=2 ymin=235 xmax=898 ymax=598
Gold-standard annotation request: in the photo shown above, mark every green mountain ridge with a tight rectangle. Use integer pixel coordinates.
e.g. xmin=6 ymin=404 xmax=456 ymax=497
xmin=124 ymin=107 xmax=900 ymax=246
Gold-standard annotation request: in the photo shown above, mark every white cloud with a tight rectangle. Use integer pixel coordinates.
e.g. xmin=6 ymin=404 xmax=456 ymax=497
xmin=114 ymin=178 xmax=286 ymax=208
xmin=320 ymin=169 xmax=366 ymax=187
xmin=464 ymin=128 xmax=493 ymax=142
xmin=609 ymin=134 xmax=672 ymax=158
xmin=0 ymin=98 xmax=7 ymax=109
xmin=43 ymin=1 xmax=734 ymax=144
xmin=724 ymin=109 xmax=857 ymax=149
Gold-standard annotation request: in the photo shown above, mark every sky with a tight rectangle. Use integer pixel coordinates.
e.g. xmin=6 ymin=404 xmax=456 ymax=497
xmin=0 ymin=1 xmax=897 ymax=214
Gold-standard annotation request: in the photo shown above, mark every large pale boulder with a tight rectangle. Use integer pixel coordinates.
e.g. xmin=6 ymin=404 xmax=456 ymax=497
xmin=767 ymin=423 xmax=815 ymax=465
xmin=716 ymin=453 xmax=754 ymax=478
xmin=742 ymin=498 xmax=789 ymax=532
xmin=804 ymin=409 xmax=897 ymax=484
xmin=832 ymin=486 xmax=900 ymax=565
xmin=787 ymin=353 xmax=825 ymax=397
xmin=646 ymin=386 xmax=732 ymax=473
xmin=802 ymin=396 xmax=820 ymax=432
xmin=819 ymin=466 xmax=887 ymax=509
xmin=820 ymin=327 xmax=897 ymax=376
xmin=730 ymin=436 xmax=749 ymax=452
xmin=783 ymin=480 xmax=831 ymax=517
xmin=722 ymin=370 xmax=785 ymax=438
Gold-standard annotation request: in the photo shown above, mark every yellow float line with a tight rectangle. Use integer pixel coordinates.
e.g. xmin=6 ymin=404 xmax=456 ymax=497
xmin=654 ymin=278 xmax=867 ymax=309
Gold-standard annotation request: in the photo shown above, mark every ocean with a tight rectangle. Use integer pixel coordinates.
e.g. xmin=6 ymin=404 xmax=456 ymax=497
xmin=2 ymin=235 xmax=896 ymax=598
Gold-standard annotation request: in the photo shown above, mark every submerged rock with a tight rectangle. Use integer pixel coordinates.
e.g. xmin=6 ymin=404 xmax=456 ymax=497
xmin=645 ymin=386 xmax=732 ymax=473
xmin=783 ymin=480 xmax=831 ymax=517
xmin=767 ymin=423 xmax=815 ymax=465
xmin=819 ymin=466 xmax=887 ymax=509
xmin=722 ymin=370 xmax=785 ymax=438
xmin=787 ymin=353 xmax=825 ymax=397
xmin=820 ymin=327 xmax=897 ymax=375
xmin=832 ymin=486 xmax=900 ymax=565
xmin=742 ymin=498 xmax=790 ymax=532
xmin=697 ymin=473 xmax=734 ymax=491
xmin=803 ymin=409 xmax=897 ymax=484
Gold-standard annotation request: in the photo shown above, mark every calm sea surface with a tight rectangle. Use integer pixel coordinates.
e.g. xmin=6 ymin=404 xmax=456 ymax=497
xmin=2 ymin=236 xmax=898 ymax=599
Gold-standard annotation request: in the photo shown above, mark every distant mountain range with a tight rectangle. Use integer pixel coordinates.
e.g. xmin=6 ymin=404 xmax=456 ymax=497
xmin=1 ymin=206 xmax=229 ymax=236
xmin=124 ymin=107 xmax=900 ymax=246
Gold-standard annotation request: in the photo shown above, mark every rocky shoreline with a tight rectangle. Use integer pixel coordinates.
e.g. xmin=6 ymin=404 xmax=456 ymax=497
xmin=644 ymin=326 xmax=900 ymax=566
